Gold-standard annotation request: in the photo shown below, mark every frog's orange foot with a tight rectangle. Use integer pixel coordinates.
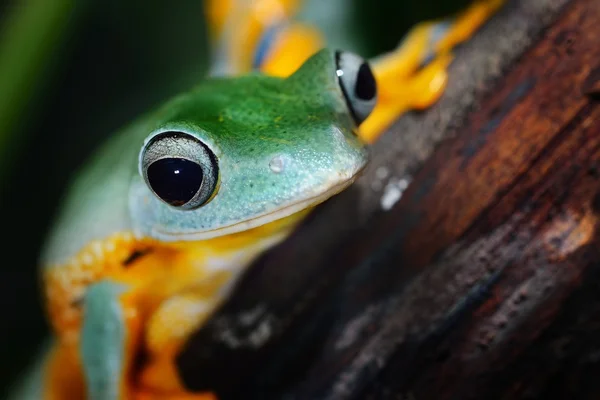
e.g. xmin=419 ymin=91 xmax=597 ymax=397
xmin=360 ymin=0 xmax=506 ymax=143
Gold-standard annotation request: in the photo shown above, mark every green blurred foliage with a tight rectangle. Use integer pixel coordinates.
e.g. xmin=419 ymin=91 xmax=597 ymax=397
xmin=0 ymin=0 xmax=468 ymax=394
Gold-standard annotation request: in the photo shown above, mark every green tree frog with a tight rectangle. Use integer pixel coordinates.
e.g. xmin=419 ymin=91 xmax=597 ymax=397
xmin=10 ymin=0 xmax=504 ymax=399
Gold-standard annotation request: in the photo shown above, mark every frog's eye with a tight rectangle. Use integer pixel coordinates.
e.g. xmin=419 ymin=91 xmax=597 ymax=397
xmin=335 ymin=50 xmax=377 ymax=125
xmin=140 ymin=131 xmax=219 ymax=210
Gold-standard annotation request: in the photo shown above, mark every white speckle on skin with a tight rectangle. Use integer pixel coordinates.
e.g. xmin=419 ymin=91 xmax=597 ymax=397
xmin=269 ymin=155 xmax=286 ymax=173
xmin=380 ymin=177 xmax=411 ymax=211
xmin=90 ymin=241 xmax=103 ymax=258
xmin=103 ymin=241 xmax=116 ymax=253
xmin=81 ymin=252 xmax=94 ymax=266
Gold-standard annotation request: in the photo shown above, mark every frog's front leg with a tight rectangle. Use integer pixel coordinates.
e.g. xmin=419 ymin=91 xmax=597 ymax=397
xmin=42 ymin=281 xmax=136 ymax=400
xmin=79 ymin=281 xmax=138 ymax=400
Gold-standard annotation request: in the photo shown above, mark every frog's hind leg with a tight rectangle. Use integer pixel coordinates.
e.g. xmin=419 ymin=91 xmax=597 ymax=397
xmin=359 ymin=0 xmax=505 ymax=143
xmin=203 ymin=0 xmax=322 ymax=77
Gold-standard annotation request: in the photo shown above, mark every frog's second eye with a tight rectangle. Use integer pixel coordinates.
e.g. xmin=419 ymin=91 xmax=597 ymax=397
xmin=140 ymin=131 xmax=219 ymax=210
xmin=335 ymin=50 xmax=377 ymax=125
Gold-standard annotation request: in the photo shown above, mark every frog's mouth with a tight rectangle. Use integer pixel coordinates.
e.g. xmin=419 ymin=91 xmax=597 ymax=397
xmin=149 ymin=176 xmax=358 ymax=242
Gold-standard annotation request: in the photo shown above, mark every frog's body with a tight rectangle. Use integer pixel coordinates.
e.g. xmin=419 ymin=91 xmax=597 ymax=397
xmin=40 ymin=56 xmax=368 ymax=399
xmin=9 ymin=1 xmax=504 ymax=399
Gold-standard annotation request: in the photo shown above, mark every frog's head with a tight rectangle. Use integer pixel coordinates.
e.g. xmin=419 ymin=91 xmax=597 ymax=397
xmin=42 ymin=48 xmax=377 ymax=270
xmin=130 ymin=49 xmax=375 ymax=241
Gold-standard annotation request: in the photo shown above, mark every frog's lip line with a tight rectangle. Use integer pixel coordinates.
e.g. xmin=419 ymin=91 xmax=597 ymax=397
xmin=149 ymin=177 xmax=358 ymax=242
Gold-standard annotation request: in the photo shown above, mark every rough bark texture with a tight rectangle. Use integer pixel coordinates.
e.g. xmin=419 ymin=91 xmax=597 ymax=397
xmin=176 ymin=0 xmax=600 ymax=398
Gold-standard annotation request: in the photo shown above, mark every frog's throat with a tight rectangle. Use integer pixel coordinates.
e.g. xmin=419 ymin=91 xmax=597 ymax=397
xmin=148 ymin=175 xmax=359 ymax=242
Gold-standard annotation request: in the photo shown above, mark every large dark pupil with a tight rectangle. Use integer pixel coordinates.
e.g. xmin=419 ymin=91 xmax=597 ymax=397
xmin=355 ymin=62 xmax=376 ymax=101
xmin=147 ymin=158 xmax=204 ymax=206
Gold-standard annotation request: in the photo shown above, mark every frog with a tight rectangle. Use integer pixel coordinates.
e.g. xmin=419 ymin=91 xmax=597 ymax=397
xmin=8 ymin=1 xmax=504 ymax=399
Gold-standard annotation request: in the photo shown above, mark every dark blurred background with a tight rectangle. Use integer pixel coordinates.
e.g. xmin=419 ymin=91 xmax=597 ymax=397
xmin=0 ymin=0 xmax=469 ymax=394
